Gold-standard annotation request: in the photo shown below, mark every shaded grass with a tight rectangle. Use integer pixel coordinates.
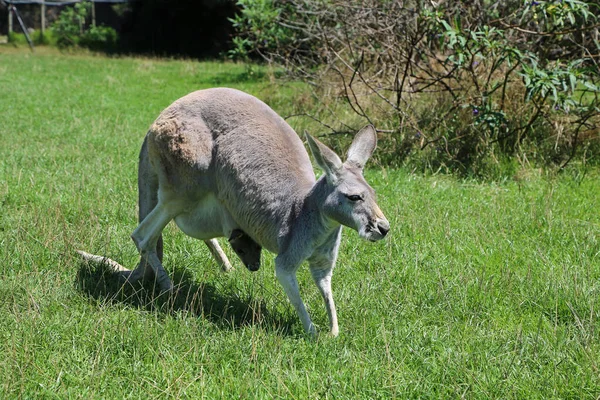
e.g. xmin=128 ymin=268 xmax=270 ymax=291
xmin=1 ymin=47 xmax=600 ymax=398
xmin=74 ymin=261 xmax=295 ymax=334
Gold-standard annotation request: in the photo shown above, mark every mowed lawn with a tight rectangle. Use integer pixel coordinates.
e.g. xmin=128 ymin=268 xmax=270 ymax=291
xmin=1 ymin=48 xmax=599 ymax=399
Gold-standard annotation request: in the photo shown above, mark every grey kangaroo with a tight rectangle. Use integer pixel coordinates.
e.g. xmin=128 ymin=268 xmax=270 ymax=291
xmin=78 ymin=88 xmax=389 ymax=336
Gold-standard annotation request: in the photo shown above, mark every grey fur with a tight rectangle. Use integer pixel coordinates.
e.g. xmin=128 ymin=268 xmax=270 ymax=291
xmin=79 ymin=88 xmax=389 ymax=337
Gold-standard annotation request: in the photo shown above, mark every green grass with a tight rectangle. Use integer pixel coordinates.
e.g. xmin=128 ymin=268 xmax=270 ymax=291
xmin=1 ymin=47 xmax=600 ymax=398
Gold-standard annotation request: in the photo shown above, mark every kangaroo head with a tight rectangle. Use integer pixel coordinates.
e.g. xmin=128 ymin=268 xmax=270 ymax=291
xmin=305 ymin=125 xmax=390 ymax=242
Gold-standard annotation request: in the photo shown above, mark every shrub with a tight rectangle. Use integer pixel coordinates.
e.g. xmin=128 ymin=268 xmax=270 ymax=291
xmin=7 ymin=32 xmax=28 ymax=46
xmin=231 ymin=0 xmax=600 ymax=176
xmin=32 ymin=29 xmax=57 ymax=46
xmin=80 ymin=25 xmax=117 ymax=51
xmin=51 ymin=1 xmax=118 ymax=51
xmin=228 ymin=0 xmax=297 ymax=61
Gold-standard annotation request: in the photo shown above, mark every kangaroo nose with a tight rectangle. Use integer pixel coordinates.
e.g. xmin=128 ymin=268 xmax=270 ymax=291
xmin=377 ymin=220 xmax=390 ymax=237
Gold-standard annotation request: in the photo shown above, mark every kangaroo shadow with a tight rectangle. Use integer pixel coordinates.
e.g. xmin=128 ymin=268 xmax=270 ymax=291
xmin=75 ymin=260 xmax=296 ymax=335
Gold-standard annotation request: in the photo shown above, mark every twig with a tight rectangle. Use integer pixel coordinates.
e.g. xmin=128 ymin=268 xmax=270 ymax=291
xmin=284 ymin=113 xmax=339 ymax=132
xmin=497 ymin=21 xmax=600 ymax=37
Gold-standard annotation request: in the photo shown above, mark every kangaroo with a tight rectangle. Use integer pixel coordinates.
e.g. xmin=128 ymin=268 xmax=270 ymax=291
xmin=78 ymin=88 xmax=389 ymax=336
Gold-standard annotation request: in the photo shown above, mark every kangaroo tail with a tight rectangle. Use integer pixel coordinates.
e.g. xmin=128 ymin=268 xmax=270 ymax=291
xmin=76 ymin=250 xmax=131 ymax=273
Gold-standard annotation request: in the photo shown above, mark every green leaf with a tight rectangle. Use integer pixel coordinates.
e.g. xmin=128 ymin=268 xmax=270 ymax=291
xmin=569 ymin=74 xmax=577 ymax=92
xmin=583 ymin=81 xmax=600 ymax=92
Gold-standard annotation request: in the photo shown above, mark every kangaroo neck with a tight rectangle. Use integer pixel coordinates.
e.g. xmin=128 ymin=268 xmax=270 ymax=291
xmin=303 ymin=175 xmax=340 ymax=232
xmin=275 ymin=175 xmax=339 ymax=257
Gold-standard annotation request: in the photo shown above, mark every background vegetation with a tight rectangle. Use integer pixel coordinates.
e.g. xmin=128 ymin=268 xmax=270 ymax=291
xmin=1 ymin=46 xmax=599 ymax=399
xmin=232 ymin=0 xmax=600 ymax=176
xmin=4 ymin=0 xmax=599 ymax=176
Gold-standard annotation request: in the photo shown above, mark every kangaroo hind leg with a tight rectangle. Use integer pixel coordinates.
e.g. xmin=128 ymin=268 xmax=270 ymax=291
xmin=130 ymin=200 xmax=183 ymax=291
xmin=124 ymin=135 xmax=169 ymax=287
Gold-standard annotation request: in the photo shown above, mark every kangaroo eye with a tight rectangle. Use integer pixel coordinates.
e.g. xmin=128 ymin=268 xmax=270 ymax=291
xmin=345 ymin=194 xmax=363 ymax=202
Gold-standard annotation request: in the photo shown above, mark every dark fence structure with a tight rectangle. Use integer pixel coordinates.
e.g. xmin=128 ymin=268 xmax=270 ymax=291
xmin=1 ymin=0 xmax=128 ymax=36
xmin=1 ymin=0 xmax=238 ymax=58
xmin=119 ymin=0 xmax=237 ymax=58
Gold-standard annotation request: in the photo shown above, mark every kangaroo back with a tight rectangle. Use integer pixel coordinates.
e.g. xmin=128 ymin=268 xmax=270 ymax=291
xmin=145 ymin=88 xmax=315 ymax=251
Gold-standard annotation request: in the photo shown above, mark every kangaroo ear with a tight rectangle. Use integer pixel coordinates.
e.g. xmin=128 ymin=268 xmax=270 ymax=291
xmin=305 ymin=132 xmax=343 ymax=182
xmin=346 ymin=125 xmax=377 ymax=169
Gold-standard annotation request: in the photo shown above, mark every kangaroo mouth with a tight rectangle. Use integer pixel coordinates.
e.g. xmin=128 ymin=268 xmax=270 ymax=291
xmin=360 ymin=227 xmax=382 ymax=242
xmin=361 ymin=222 xmax=389 ymax=242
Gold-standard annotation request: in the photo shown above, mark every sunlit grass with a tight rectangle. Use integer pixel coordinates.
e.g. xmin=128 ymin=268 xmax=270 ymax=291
xmin=1 ymin=47 xmax=599 ymax=398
